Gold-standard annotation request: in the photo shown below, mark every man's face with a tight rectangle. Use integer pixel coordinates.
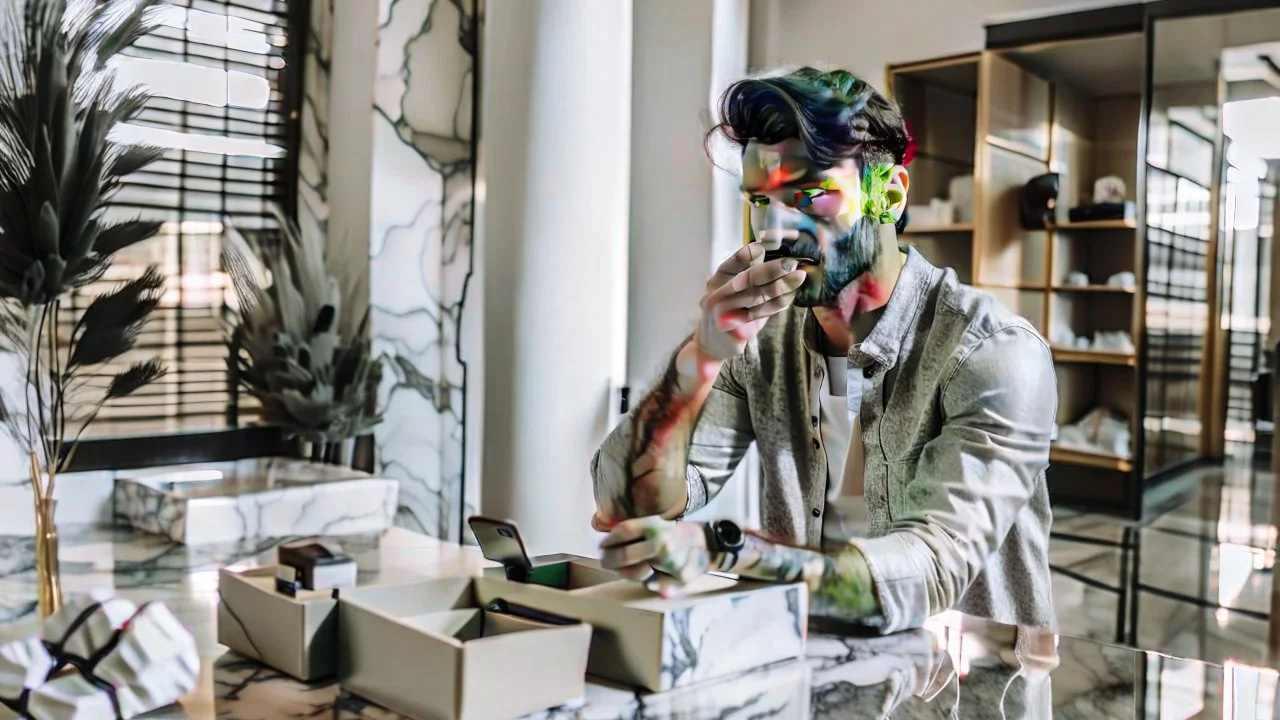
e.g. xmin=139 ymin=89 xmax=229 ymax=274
xmin=740 ymin=139 xmax=896 ymax=308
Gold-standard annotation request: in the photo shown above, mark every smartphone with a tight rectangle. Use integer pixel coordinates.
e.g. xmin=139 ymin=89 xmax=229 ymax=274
xmin=467 ymin=516 xmax=533 ymax=575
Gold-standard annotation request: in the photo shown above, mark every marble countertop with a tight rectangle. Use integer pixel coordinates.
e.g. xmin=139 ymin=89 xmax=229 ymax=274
xmin=0 ymin=526 xmax=1273 ymax=719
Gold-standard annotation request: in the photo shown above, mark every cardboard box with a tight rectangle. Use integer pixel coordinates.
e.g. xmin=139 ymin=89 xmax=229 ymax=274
xmin=217 ymin=528 xmax=495 ymax=681
xmin=217 ymin=566 xmax=339 ymax=681
xmin=480 ymin=556 xmax=808 ymax=692
xmin=338 ymin=577 xmax=592 ymax=720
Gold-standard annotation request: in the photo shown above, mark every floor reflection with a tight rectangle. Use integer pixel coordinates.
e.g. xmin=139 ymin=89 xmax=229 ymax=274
xmin=1050 ymin=456 xmax=1280 ymax=668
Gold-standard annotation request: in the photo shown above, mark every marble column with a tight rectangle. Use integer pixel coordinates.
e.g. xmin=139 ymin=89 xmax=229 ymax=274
xmin=479 ymin=0 xmax=632 ymax=557
xmin=368 ymin=0 xmax=478 ymax=542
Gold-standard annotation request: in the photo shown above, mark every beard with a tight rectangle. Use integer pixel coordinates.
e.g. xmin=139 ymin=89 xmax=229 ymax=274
xmin=784 ymin=219 xmax=882 ymax=308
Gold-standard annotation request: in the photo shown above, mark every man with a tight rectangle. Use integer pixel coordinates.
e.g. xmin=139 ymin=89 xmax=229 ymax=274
xmin=590 ymin=67 xmax=1058 ymax=633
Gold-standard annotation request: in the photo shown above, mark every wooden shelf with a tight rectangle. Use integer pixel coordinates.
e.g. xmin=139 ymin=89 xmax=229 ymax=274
xmin=1052 ymin=285 xmax=1136 ymax=294
xmin=982 ymin=283 xmax=1046 ymax=291
xmin=1051 ymin=347 xmax=1137 ymax=366
xmin=902 ymin=222 xmax=974 ymax=234
xmin=1050 ymin=446 xmax=1134 ymax=472
xmin=1047 ymin=219 xmax=1136 ymax=230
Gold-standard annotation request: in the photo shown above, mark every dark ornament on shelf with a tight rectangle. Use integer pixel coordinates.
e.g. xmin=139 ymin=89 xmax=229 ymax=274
xmin=1019 ymin=173 xmax=1060 ymax=230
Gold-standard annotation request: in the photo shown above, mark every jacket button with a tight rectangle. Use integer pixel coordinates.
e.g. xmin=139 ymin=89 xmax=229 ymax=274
xmin=812 ymin=438 xmax=821 ymax=451
xmin=863 ymin=365 xmax=875 ymax=379
xmin=811 ymin=416 xmax=819 ymax=428
xmin=811 ymin=508 xmax=821 ymax=518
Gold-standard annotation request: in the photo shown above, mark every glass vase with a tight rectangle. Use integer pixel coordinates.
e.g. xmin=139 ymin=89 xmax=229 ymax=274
xmin=33 ymin=497 xmax=61 ymax=620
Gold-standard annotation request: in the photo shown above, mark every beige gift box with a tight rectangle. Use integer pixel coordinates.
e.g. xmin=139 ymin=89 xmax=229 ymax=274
xmin=337 ymin=577 xmax=592 ymax=720
xmin=479 ymin=556 xmax=809 ymax=692
xmin=217 ymin=566 xmax=341 ymax=681
xmin=216 ymin=528 xmax=494 ymax=681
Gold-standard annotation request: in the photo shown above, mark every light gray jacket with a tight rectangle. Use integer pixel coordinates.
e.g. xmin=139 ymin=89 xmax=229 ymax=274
xmin=593 ymin=248 xmax=1058 ymax=633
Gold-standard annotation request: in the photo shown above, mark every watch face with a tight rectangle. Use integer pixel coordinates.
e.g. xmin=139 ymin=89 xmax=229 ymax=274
xmin=715 ymin=520 xmax=744 ymax=548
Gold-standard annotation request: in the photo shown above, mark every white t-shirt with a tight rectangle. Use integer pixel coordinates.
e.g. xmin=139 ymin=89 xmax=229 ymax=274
xmin=819 ymin=353 xmax=870 ymax=546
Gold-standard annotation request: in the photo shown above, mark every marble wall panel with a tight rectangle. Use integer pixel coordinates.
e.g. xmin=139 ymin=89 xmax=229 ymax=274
xmin=369 ymin=0 xmax=478 ymax=542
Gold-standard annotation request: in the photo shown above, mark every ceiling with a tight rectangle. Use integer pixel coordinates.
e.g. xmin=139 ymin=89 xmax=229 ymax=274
xmin=1006 ymin=33 xmax=1145 ymax=98
xmin=1000 ymin=8 xmax=1280 ymax=98
xmin=1153 ymin=9 xmax=1280 ymax=87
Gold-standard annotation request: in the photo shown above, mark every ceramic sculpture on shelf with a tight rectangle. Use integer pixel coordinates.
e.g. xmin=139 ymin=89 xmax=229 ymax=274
xmin=0 ymin=590 xmax=199 ymax=719
xmin=0 ymin=0 xmax=171 ymax=618
xmin=222 ymin=207 xmax=383 ymax=464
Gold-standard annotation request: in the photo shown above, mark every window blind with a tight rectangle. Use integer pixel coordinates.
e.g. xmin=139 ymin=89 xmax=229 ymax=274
xmin=72 ymin=0 xmax=299 ymax=437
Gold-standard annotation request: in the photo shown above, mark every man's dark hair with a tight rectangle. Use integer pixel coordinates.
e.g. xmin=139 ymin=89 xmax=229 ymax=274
xmin=709 ymin=67 xmax=909 ymax=169
xmin=707 ymin=67 xmax=911 ymax=232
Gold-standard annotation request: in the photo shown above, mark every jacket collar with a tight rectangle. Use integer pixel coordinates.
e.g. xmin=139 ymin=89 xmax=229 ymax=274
xmin=802 ymin=246 xmax=937 ymax=370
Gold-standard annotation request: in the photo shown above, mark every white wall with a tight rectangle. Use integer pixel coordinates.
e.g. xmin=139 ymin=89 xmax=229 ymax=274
xmin=628 ymin=0 xmax=761 ymax=527
xmin=481 ymin=0 xmax=632 ymax=557
xmin=748 ymin=0 xmax=1142 ymax=87
xmin=628 ymin=1 xmax=719 ymax=385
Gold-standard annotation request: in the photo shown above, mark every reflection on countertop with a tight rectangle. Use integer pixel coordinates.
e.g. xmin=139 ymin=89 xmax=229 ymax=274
xmin=0 ymin=526 xmax=1275 ymax=718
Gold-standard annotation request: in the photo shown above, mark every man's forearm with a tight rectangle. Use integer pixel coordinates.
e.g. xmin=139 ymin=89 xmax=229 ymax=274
xmin=597 ymin=341 xmax=720 ymax=523
xmin=729 ymin=533 xmax=882 ymax=622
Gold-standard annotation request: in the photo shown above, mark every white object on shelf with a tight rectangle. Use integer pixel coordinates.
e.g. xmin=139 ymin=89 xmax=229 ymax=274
xmin=1050 ymin=327 xmax=1077 ymax=347
xmin=1065 ymin=270 xmax=1089 ymax=286
xmin=907 ymin=204 xmax=939 ymax=226
xmin=1093 ymin=175 xmax=1127 ymax=203
xmin=949 ymin=175 xmax=975 ymax=222
xmin=1107 ymin=271 xmax=1136 ymax=288
xmin=929 ymin=198 xmax=954 ymax=224
xmin=1092 ymin=331 xmax=1135 ymax=353
xmin=1055 ymin=408 xmax=1131 ymax=458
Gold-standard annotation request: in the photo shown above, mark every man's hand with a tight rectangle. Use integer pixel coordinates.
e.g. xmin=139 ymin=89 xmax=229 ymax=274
xmin=589 ymin=245 xmax=800 ymax=535
xmin=695 ymin=244 xmax=806 ymax=366
xmin=598 ymin=517 xmax=712 ymax=597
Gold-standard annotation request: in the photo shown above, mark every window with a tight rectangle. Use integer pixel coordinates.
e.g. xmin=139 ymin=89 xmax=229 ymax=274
xmin=77 ymin=0 xmax=301 ymax=437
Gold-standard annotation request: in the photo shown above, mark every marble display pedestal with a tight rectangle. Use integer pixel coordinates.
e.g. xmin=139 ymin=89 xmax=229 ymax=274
xmin=113 ymin=458 xmax=398 ymax=545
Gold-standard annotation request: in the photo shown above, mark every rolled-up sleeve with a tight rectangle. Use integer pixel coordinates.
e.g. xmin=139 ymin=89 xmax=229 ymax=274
xmin=592 ymin=357 xmax=756 ymax=521
xmin=850 ymin=326 xmax=1056 ymax=632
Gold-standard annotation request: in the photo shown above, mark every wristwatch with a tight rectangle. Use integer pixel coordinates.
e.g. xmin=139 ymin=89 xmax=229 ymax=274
xmin=703 ymin=519 xmax=745 ymax=572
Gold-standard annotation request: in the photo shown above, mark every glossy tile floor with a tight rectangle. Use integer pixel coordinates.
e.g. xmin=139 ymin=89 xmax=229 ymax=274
xmin=1050 ymin=453 xmax=1280 ymax=668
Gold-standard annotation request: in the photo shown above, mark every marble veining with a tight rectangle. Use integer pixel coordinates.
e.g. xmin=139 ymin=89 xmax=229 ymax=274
xmin=368 ymin=0 xmax=478 ymax=544
xmin=112 ymin=459 xmax=398 ymax=545
xmin=656 ymin=583 xmax=807 ymax=691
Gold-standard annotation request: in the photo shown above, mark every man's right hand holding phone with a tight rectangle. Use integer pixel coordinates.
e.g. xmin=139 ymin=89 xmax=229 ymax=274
xmin=591 ymin=242 xmax=805 ymax=533
xmin=686 ymin=243 xmax=807 ymax=379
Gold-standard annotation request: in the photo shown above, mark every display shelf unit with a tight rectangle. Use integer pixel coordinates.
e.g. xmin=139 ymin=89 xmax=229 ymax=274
xmin=1052 ymin=348 xmax=1138 ymax=366
xmin=1052 ymin=285 xmax=1137 ymax=294
xmin=891 ymin=36 xmax=1148 ymax=515
xmin=1047 ymin=219 xmax=1138 ymax=230
xmin=979 ymin=39 xmax=1145 ymax=501
xmin=887 ymin=53 xmax=981 ymax=285
xmin=900 ymin=222 xmax=975 ymax=234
